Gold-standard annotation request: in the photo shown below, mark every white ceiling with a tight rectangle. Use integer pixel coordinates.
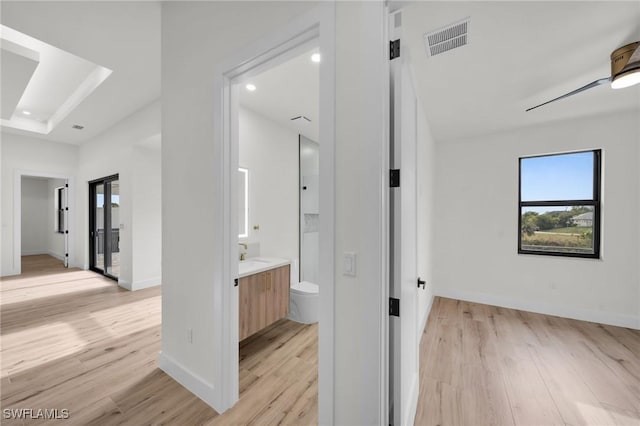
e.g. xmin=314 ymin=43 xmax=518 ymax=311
xmin=3 ymin=2 xmax=636 ymax=146
xmin=239 ymin=47 xmax=320 ymax=142
xmin=1 ymin=24 xmax=113 ymax=135
xmin=403 ymin=1 xmax=640 ymax=142
xmin=1 ymin=45 xmax=38 ymax=120
xmin=0 ymin=1 xmax=160 ymax=144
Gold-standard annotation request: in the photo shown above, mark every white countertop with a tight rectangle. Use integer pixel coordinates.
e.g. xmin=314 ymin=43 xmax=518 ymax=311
xmin=238 ymin=257 xmax=290 ymax=278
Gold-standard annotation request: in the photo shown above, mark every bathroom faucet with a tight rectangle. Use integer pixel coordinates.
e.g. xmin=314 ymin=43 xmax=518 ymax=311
xmin=239 ymin=243 xmax=248 ymax=261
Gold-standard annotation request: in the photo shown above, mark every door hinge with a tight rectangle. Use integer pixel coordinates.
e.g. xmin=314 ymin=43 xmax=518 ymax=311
xmin=390 ymin=169 xmax=400 ymax=188
xmin=417 ymin=277 xmax=426 ymax=289
xmin=389 ymin=297 xmax=400 ymax=317
xmin=390 ymin=39 xmax=400 ymax=60
xmin=234 ymin=278 xmax=239 ymax=287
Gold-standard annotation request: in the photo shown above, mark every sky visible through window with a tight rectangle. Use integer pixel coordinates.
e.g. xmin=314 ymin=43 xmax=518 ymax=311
xmin=96 ymin=194 xmax=120 ymax=206
xmin=521 ymin=151 xmax=593 ymax=212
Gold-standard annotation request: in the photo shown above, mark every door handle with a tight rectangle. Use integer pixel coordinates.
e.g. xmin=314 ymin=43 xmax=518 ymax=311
xmin=417 ymin=277 xmax=426 ymax=289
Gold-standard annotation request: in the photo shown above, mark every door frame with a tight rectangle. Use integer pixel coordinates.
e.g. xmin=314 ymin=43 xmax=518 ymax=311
xmin=13 ymin=169 xmax=75 ymax=275
xmin=387 ymin=7 xmax=420 ymax=426
xmin=88 ymin=174 xmax=119 ymax=281
xmin=212 ymin=3 xmax=336 ymax=418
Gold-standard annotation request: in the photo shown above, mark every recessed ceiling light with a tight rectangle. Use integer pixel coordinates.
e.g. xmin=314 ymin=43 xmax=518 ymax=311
xmin=311 ymin=53 xmax=321 ymax=63
xmin=246 ymin=83 xmax=256 ymax=92
xmin=22 ymin=110 xmax=32 ymax=116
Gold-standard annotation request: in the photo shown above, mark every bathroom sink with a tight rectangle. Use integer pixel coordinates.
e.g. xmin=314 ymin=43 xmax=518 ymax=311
xmin=238 ymin=257 xmax=290 ymax=278
xmin=239 ymin=259 xmax=265 ymax=269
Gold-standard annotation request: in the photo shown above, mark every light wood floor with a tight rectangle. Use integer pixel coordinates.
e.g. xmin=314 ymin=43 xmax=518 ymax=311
xmin=1 ymin=255 xmax=317 ymax=425
xmin=4 ymin=257 xmax=639 ymax=426
xmin=416 ymin=297 xmax=640 ymax=426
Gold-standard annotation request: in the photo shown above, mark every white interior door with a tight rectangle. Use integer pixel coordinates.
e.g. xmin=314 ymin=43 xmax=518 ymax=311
xmin=389 ymin=10 xmax=419 ymax=426
xmin=63 ymin=181 xmax=69 ymax=268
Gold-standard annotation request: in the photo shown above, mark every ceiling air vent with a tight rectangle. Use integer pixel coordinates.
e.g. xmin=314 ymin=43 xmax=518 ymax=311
xmin=424 ymin=18 xmax=470 ymax=57
xmin=72 ymin=124 xmax=84 ymax=130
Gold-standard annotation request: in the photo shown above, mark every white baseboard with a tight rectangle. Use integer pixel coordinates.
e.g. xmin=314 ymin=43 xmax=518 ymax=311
xmin=131 ymin=277 xmax=161 ymax=291
xmin=0 ymin=269 xmax=19 ymax=277
xmin=69 ymin=261 xmax=83 ymax=270
xmin=21 ymin=249 xmax=47 ymax=256
xmin=117 ymin=277 xmax=161 ymax=291
xmin=435 ymin=287 xmax=640 ymax=330
xmin=405 ymin=373 xmax=419 ymax=426
xmin=158 ymin=351 xmax=218 ymax=410
xmin=47 ymin=250 xmax=65 ymax=261
xmin=420 ymin=291 xmax=434 ymax=335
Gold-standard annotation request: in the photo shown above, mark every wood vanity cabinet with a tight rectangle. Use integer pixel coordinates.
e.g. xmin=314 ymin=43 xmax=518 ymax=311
xmin=239 ymin=264 xmax=290 ymax=340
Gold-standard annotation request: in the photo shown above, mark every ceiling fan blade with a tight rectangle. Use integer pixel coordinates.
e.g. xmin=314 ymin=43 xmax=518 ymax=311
xmin=526 ymin=77 xmax=611 ymax=112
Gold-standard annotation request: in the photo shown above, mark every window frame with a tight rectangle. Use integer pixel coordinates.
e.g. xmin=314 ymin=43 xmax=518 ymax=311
xmin=56 ymin=186 xmax=65 ymax=234
xmin=518 ymin=149 xmax=601 ymax=259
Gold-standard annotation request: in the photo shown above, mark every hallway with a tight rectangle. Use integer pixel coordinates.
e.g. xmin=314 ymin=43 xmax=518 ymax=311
xmin=1 ymin=255 xmax=317 ymax=425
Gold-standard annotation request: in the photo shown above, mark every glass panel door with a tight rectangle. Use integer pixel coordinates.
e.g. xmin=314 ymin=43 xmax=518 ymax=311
xmin=89 ymin=175 xmax=119 ymax=280
xmin=93 ymin=183 xmax=105 ymax=272
xmin=105 ymin=180 xmax=120 ymax=277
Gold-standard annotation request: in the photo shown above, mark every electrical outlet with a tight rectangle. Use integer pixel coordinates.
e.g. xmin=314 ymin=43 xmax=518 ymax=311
xmin=187 ymin=328 xmax=193 ymax=344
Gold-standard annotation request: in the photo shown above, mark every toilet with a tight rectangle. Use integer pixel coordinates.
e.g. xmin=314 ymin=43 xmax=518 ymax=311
xmin=289 ymin=281 xmax=318 ymax=324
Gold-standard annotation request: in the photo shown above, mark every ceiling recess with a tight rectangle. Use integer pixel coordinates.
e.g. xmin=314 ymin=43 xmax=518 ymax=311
xmin=424 ymin=18 xmax=470 ymax=57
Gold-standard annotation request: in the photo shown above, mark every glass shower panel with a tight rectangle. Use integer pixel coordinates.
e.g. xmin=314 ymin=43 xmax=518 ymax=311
xmin=299 ymin=136 xmax=320 ymax=283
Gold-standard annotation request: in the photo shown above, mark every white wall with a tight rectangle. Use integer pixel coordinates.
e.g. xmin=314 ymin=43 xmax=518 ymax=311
xmin=1 ymin=133 xmax=78 ymax=276
xmin=162 ymin=2 xmax=398 ymax=420
xmin=434 ymin=110 xmax=640 ymax=329
xmin=238 ymin=106 xmax=298 ymax=260
xmin=20 ymin=177 xmax=49 ymax=255
xmin=161 ymin=0 xmax=319 ymax=408
xmin=47 ymin=178 xmax=66 ymax=259
xmin=416 ymin=99 xmax=436 ymax=336
xmin=77 ymin=101 xmax=161 ymax=289
xmin=1 ymin=103 xmax=160 ymax=286
xmin=333 ymin=2 xmax=387 ymax=423
xmin=131 ymin=143 xmax=162 ymax=289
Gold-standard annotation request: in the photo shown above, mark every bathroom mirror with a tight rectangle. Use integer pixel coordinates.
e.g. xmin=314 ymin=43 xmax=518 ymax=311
xmin=238 ymin=167 xmax=248 ymax=238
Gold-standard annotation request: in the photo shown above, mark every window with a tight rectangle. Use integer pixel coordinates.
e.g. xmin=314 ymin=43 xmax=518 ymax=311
xmin=56 ymin=187 xmax=65 ymax=234
xmin=518 ymin=150 xmax=601 ymax=258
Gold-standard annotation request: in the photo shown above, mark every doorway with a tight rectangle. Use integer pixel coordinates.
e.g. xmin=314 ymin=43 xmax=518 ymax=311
xmin=20 ymin=176 xmax=69 ymax=270
xmin=89 ymin=174 xmax=120 ymax=280
xmin=211 ymin=4 xmax=336 ymax=417
xmin=12 ymin=170 xmax=75 ymax=276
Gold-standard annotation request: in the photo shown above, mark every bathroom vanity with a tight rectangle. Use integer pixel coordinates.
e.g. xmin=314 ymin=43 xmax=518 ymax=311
xmin=238 ymin=258 xmax=290 ymax=340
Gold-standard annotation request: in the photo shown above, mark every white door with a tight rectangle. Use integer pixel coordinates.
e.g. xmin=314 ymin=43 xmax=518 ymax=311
xmin=63 ymin=181 xmax=69 ymax=268
xmin=389 ymin=10 xmax=419 ymax=426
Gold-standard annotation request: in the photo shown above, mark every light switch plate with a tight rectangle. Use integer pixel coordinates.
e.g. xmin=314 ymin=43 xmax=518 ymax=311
xmin=343 ymin=252 xmax=356 ymax=277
